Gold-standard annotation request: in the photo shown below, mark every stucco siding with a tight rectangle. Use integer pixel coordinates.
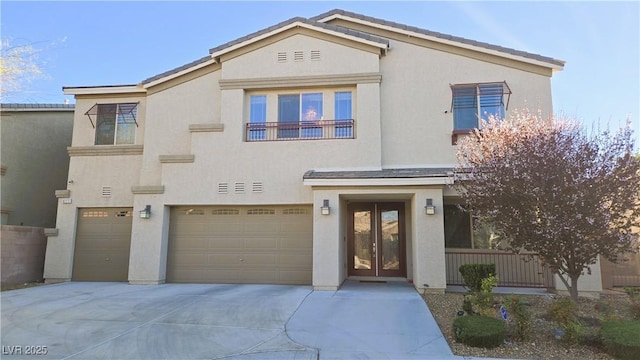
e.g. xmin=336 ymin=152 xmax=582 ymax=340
xmin=0 ymin=109 xmax=73 ymax=227
xmin=378 ymin=40 xmax=553 ymax=168
xmin=221 ymin=33 xmax=380 ymax=79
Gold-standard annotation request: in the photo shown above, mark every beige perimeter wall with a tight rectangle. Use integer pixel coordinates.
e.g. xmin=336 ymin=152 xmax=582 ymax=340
xmin=1 ymin=226 xmax=47 ymax=286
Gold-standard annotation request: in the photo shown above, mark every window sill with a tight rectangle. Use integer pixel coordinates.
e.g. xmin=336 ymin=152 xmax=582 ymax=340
xmin=451 ymin=129 xmax=475 ymax=145
xmin=67 ymin=145 xmax=143 ymax=156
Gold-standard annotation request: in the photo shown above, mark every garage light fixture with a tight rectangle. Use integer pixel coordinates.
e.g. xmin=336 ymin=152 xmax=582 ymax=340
xmin=425 ymin=199 xmax=436 ymax=215
xmin=139 ymin=205 xmax=151 ymax=219
xmin=320 ymin=199 xmax=331 ymax=215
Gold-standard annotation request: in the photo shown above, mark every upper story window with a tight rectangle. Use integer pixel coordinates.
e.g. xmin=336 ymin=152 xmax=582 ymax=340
xmin=86 ymin=103 xmax=138 ymax=145
xmin=451 ymin=82 xmax=511 ymax=132
xmin=246 ymin=90 xmax=354 ymax=142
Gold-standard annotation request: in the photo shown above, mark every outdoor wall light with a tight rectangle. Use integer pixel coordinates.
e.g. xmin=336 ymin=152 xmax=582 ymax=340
xmin=139 ymin=205 xmax=151 ymax=219
xmin=425 ymin=199 xmax=436 ymax=215
xmin=320 ymin=199 xmax=331 ymax=215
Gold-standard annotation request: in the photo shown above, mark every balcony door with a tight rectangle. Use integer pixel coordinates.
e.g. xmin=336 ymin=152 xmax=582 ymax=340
xmin=347 ymin=202 xmax=406 ymax=277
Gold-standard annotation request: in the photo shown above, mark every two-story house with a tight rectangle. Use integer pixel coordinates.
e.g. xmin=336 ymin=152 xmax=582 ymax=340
xmin=44 ymin=9 xmax=566 ymax=293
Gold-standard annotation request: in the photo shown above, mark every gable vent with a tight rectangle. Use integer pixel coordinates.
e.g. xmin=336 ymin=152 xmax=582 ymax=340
xmin=294 ymin=51 xmax=304 ymax=62
xmin=252 ymin=182 xmax=263 ymax=193
xmin=101 ymin=186 xmax=112 ymax=197
xmin=234 ymin=182 xmax=245 ymax=193
xmin=277 ymin=52 xmax=287 ymax=62
xmin=218 ymin=182 xmax=229 ymax=194
xmin=310 ymin=50 xmax=321 ymax=61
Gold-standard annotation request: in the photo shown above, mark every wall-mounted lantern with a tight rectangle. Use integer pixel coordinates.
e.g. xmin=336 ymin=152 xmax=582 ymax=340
xmin=139 ymin=205 xmax=151 ymax=219
xmin=320 ymin=199 xmax=331 ymax=215
xmin=425 ymin=199 xmax=436 ymax=215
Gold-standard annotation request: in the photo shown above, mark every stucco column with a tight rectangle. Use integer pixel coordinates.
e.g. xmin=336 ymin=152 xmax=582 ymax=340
xmin=412 ymin=188 xmax=446 ymax=293
xmin=43 ymin=204 xmax=77 ymax=283
xmin=128 ymin=196 xmax=169 ymax=284
xmin=312 ymin=190 xmax=342 ymax=290
xmin=554 ymin=256 xmax=603 ymax=298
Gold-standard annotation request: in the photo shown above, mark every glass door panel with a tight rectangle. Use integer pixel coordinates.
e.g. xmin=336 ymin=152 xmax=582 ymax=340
xmin=348 ymin=205 xmax=375 ymax=276
xmin=380 ymin=210 xmax=400 ymax=271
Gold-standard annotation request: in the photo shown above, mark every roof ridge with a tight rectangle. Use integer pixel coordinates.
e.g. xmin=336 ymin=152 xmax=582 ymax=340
xmin=311 ymin=8 xmax=565 ymax=67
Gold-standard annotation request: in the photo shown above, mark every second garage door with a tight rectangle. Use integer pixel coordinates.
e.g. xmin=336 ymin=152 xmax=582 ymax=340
xmin=167 ymin=205 xmax=312 ymax=284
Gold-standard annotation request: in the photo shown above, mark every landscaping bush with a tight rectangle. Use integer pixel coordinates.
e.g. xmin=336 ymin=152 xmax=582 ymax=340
xmin=623 ymin=287 xmax=640 ymax=320
xmin=601 ymin=320 xmax=640 ymax=360
xmin=502 ymin=295 xmax=532 ymax=341
xmin=548 ymin=297 xmax=582 ymax=344
xmin=459 ymin=264 xmax=496 ymax=292
xmin=453 ymin=315 xmax=505 ymax=348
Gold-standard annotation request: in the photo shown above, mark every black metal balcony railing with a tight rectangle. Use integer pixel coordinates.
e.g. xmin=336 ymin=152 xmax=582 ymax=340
xmin=246 ymin=119 xmax=355 ymax=142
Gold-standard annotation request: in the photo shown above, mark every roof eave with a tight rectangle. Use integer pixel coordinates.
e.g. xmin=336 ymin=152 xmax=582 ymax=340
xmin=62 ymin=85 xmax=145 ymax=96
xmin=209 ymin=20 xmax=388 ymax=61
xmin=316 ymin=12 xmax=564 ymax=71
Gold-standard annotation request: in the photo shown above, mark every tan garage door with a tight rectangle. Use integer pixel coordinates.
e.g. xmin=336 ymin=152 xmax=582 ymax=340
xmin=167 ymin=205 xmax=312 ymax=285
xmin=72 ymin=208 xmax=133 ymax=282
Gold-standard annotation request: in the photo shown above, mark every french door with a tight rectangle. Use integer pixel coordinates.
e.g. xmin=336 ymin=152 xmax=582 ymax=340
xmin=347 ymin=202 xmax=406 ymax=277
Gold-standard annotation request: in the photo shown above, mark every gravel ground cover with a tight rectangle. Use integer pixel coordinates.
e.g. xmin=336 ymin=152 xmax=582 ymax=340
xmin=423 ymin=290 xmax=634 ymax=359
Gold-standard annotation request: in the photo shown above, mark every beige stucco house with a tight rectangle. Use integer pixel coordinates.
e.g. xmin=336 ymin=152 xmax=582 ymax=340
xmin=45 ymin=9 xmax=581 ymax=293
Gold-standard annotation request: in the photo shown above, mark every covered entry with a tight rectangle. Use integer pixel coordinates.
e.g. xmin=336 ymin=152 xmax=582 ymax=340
xmin=167 ymin=205 xmax=312 ymax=284
xmin=72 ymin=207 xmax=133 ymax=282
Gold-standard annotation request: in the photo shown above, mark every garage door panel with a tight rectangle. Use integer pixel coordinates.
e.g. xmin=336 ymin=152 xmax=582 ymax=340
xmin=168 ymin=252 xmax=208 ymax=266
xmin=72 ymin=207 xmax=132 ymax=282
xmin=207 ymin=238 xmax=243 ymax=249
xmin=209 ymin=253 xmax=242 ymax=265
xmin=168 ymin=205 xmax=312 ymax=285
xmin=244 ymin=238 xmax=278 ymax=249
xmin=280 ymin=238 xmax=313 ymax=250
xmin=280 ymin=254 xmax=312 ymax=267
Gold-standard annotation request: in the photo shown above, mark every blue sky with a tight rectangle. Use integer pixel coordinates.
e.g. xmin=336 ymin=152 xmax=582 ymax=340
xmin=2 ymin=1 xmax=639 ymax=139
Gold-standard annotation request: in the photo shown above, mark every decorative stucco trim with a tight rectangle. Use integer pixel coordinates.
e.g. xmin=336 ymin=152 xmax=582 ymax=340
xmin=219 ymin=73 xmax=381 ymax=90
xmin=55 ymin=190 xmax=71 ymax=198
xmin=303 ymin=176 xmax=453 ymax=187
xmin=0 ymin=207 xmax=11 ymax=214
xmin=131 ymin=185 xmax=165 ymax=194
xmin=189 ymin=123 xmax=224 ymax=132
xmin=159 ymin=155 xmax=195 ymax=163
xmin=68 ymin=145 xmax=144 ymax=156
xmin=0 ymin=165 xmax=6 ymax=176
xmin=44 ymin=228 xmax=59 ymax=237
xmin=63 ymin=85 xmax=146 ymax=96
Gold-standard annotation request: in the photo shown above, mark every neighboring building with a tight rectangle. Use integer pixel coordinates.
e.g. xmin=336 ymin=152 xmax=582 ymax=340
xmin=45 ymin=9 xmax=574 ymax=292
xmin=1 ymin=104 xmax=74 ymax=227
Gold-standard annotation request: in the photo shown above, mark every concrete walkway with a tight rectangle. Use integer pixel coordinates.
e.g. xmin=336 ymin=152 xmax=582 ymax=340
xmin=1 ymin=280 xmax=502 ymax=359
xmin=287 ymin=280 xmax=454 ymax=359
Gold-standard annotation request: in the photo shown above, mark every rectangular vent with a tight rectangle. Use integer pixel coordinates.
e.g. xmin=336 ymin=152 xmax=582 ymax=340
xmin=212 ymin=208 xmax=240 ymax=215
xmin=218 ymin=182 xmax=229 ymax=194
xmin=252 ymin=182 xmax=263 ymax=193
xmin=181 ymin=208 xmax=205 ymax=215
xmin=234 ymin=182 xmax=245 ymax=193
xmin=247 ymin=208 xmax=275 ymax=215
xmin=294 ymin=51 xmax=304 ymax=62
xmin=283 ymin=208 xmax=309 ymax=215
xmin=310 ymin=50 xmax=320 ymax=61
xmin=277 ymin=52 xmax=287 ymax=62
xmin=83 ymin=210 xmax=109 ymax=218
xmin=101 ymin=186 xmax=112 ymax=197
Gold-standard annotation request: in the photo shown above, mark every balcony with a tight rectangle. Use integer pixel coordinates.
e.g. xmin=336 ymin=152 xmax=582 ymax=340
xmin=246 ymin=119 xmax=355 ymax=142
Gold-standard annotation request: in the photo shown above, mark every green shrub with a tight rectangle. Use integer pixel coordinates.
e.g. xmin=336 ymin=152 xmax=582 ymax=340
xmin=624 ymin=287 xmax=640 ymax=320
xmin=459 ymin=264 xmax=496 ymax=292
xmin=503 ymin=295 xmax=532 ymax=341
xmin=601 ymin=320 xmax=640 ymax=360
xmin=462 ymin=274 xmax=498 ymax=316
xmin=548 ymin=297 xmax=582 ymax=344
xmin=453 ymin=315 xmax=505 ymax=348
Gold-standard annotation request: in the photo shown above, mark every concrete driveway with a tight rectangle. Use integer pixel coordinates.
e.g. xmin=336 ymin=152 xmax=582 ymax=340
xmin=1 ymin=280 xmax=456 ymax=359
